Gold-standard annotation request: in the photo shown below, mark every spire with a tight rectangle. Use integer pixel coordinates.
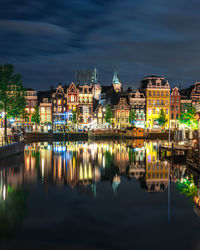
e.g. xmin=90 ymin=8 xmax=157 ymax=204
xmin=112 ymin=69 xmax=120 ymax=84
xmin=92 ymin=67 xmax=98 ymax=84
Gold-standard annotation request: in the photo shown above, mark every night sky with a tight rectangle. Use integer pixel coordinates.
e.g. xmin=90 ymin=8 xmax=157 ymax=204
xmin=1 ymin=0 xmax=200 ymax=90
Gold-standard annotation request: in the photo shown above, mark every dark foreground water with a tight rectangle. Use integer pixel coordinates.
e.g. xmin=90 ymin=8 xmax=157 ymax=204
xmin=0 ymin=140 xmax=200 ymax=250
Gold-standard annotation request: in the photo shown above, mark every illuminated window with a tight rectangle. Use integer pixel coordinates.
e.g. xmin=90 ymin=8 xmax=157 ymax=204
xmin=54 ymin=99 xmax=56 ymax=103
xmin=58 ymin=99 xmax=61 ymax=105
xmin=148 ymin=108 xmax=151 ymax=115
xmin=41 ymin=107 xmax=45 ymax=113
xmin=153 ymin=109 xmax=156 ymax=114
xmin=71 ymin=95 xmax=74 ymax=102
xmin=58 ymin=106 xmax=62 ymax=113
xmin=54 ymin=107 xmax=56 ymax=112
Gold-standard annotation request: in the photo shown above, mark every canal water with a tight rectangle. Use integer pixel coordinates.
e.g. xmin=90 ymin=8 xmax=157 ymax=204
xmin=0 ymin=140 xmax=200 ymax=250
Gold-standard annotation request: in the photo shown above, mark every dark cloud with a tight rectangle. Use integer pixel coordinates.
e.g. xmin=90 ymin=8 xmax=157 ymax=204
xmin=0 ymin=0 xmax=200 ymax=90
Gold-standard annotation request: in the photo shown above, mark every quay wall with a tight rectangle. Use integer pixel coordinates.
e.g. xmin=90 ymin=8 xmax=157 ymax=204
xmin=24 ymin=132 xmax=88 ymax=142
xmin=0 ymin=140 xmax=24 ymax=160
xmin=24 ymin=131 xmax=174 ymax=142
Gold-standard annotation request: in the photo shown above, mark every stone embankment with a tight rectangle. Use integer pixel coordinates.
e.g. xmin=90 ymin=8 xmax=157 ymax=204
xmin=0 ymin=140 xmax=24 ymax=160
xmin=24 ymin=131 xmax=174 ymax=142
xmin=24 ymin=132 xmax=88 ymax=142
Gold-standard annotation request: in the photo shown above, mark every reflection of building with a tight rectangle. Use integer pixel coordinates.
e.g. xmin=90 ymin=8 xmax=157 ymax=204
xmin=140 ymin=76 xmax=170 ymax=129
xmin=145 ymin=142 xmax=168 ymax=192
xmin=128 ymin=147 xmax=145 ymax=179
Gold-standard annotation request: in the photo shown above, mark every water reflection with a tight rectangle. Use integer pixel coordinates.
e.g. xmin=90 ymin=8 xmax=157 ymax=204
xmin=1 ymin=141 xmax=200 ymax=210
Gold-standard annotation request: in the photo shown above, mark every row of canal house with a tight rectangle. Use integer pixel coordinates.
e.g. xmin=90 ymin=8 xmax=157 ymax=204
xmin=21 ymin=70 xmax=200 ymax=132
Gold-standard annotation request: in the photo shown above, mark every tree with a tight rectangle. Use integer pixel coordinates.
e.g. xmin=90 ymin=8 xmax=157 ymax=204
xmin=156 ymin=109 xmax=167 ymax=129
xmin=129 ymin=109 xmax=137 ymax=125
xmin=105 ymin=106 xmax=113 ymax=127
xmin=179 ymin=106 xmax=198 ymax=129
xmin=31 ymin=106 xmax=40 ymax=131
xmin=72 ymin=110 xmax=78 ymax=131
xmin=0 ymin=64 xmax=26 ymax=142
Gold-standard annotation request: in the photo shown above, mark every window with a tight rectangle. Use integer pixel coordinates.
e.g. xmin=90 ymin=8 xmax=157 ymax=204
xmin=149 ymin=91 xmax=151 ymax=96
xmin=171 ymin=114 xmax=174 ymax=119
xmin=157 ymin=100 xmax=160 ymax=105
xmin=31 ymin=101 xmax=36 ymax=106
xmin=153 ymin=91 xmax=156 ymax=96
xmin=54 ymin=99 xmax=56 ymax=103
xmin=161 ymin=91 xmax=164 ymax=96
xmin=153 ymin=109 xmax=156 ymax=114
xmin=148 ymin=100 xmax=151 ymax=105
xmin=161 ymin=100 xmax=164 ymax=105
xmin=166 ymin=92 xmax=169 ymax=96
xmin=166 ymin=100 xmax=168 ymax=105
xmin=176 ymin=98 xmax=179 ymax=103
xmin=71 ymin=95 xmax=74 ymax=102
xmin=148 ymin=108 xmax=151 ymax=115
xmin=176 ymin=114 xmax=179 ymax=119
xmin=171 ymin=98 xmax=174 ymax=103
xmin=176 ymin=106 xmax=178 ymax=111
xmin=166 ymin=109 xmax=168 ymax=114
xmin=157 ymin=91 xmax=160 ymax=96
xmin=121 ymin=105 xmax=125 ymax=109
xmin=57 ymin=99 xmax=61 ymax=105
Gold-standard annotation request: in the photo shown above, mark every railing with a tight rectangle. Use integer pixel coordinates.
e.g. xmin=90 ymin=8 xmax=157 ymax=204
xmin=0 ymin=133 xmax=23 ymax=147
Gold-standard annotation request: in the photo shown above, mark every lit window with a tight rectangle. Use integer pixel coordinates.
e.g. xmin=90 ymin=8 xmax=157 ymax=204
xmin=58 ymin=99 xmax=61 ymax=105
xmin=148 ymin=108 xmax=151 ymax=115
xmin=71 ymin=95 xmax=74 ymax=102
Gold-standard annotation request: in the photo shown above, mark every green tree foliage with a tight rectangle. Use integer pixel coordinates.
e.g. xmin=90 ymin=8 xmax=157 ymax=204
xmin=31 ymin=106 xmax=40 ymax=131
xmin=129 ymin=109 xmax=137 ymax=125
xmin=0 ymin=63 xmax=26 ymax=142
xmin=105 ymin=106 xmax=113 ymax=125
xmin=156 ymin=109 xmax=167 ymax=128
xmin=179 ymin=106 xmax=198 ymax=129
xmin=0 ymin=187 xmax=28 ymax=240
xmin=72 ymin=110 xmax=77 ymax=124
xmin=176 ymin=179 xmax=197 ymax=200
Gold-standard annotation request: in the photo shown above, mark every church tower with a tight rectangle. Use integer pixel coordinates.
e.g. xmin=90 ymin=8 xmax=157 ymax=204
xmin=112 ymin=69 xmax=122 ymax=93
xmin=92 ymin=67 xmax=101 ymax=100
